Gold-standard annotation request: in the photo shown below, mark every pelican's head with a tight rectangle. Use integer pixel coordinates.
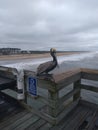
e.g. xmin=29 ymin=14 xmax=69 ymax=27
xmin=50 ymin=48 xmax=59 ymax=67
xmin=50 ymin=48 xmax=56 ymax=53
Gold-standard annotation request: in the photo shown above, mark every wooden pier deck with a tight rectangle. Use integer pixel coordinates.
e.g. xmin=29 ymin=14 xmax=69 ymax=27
xmin=0 ymin=68 xmax=98 ymax=130
xmin=0 ymin=98 xmax=98 ymax=130
xmin=0 ymin=92 xmax=47 ymax=130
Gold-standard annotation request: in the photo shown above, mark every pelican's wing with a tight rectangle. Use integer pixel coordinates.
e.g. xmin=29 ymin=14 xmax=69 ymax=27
xmin=37 ymin=61 xmax=53 ymax=74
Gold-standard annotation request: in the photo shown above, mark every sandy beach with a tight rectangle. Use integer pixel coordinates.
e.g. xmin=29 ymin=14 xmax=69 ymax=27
xmin=0 ymin=52 xmax=82 ymax=60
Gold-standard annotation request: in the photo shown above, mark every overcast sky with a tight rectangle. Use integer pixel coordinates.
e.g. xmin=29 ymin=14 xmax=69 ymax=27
xmin=0 ymin=0 xmax=98 ymax=51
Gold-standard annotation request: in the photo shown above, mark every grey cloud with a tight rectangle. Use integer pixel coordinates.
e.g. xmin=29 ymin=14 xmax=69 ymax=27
xmin=0 ymin=0 xmax=98 ymax=50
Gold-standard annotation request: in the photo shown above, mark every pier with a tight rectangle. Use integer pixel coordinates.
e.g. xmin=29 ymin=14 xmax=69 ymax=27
xmin=0 ymin=68 xmax=98 ymax=129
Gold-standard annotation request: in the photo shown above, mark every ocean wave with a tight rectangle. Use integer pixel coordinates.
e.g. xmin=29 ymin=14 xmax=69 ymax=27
xmin=3 ymin=52 xmax=97 ymax=71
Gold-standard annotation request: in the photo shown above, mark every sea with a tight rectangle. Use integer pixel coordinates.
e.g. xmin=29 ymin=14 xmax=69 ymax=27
xmin=0 ymin=51 xmax=98 ymax=104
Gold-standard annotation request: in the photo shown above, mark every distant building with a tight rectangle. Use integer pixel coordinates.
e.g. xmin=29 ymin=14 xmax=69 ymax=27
xmin=21 ymin=50 xmax=30 ymax=54
xmin=0 ymin=48 xmax=21 ymax=55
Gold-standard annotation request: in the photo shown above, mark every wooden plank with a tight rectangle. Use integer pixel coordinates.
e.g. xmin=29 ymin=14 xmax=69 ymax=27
xmin=24 ymin=70 xmax=36 ymax=77
xmin=24 ymin=75 xmax=28 ymax=103
xmin=81 ymin=68 xmax=98 ymax=74
xmin=50 ymin=106 xmax=83 ymax=130
xmin=0 ymin=91 xmax=18 ymax=103
xmin=79 ymin=100 xmax=98 ymax=109
xmin=84 ymin=110 xmax=98 ymax=130
xmin=37 ymin=79 xmax=56 ymax=92
xmin=82 ymin=72 xmax=98 ymax=81
xmin=27 ymin=96 xmax=46 ymax=111
xmin=81 ymin=84 xmax=98 ymax=92
xmin=56 ymin=98 xmax=80 ymax=124
xmin=14 ymin=115 xmax=40 ymax=130
xmin=4 ymin=113 xmax=34 ymax=130
xmin=81 ymin=68 xmax=98 ymax=81
xmin=65 ymin=107 xmax=92 ymax=130
xmin=1 ymin=89 xmax=17 ymax=99
xmin=19 ymin=101 xmax=56 ymax=125
xmin=27 ymin=93 xmax=57 ymax=109
xmin=48 ymin=90 xmax=59 ymax=118
xmin=62 ymin=105 xmax=85 ymax=130
xmin=0 ymin=108 xmax=25 ymax=122
xmin=0 ymin=69 xmax=16 ymax=79
xmin=26 ymin=118 xmax=46 ymax=130
xmin=0 ymin=77 xmax=13 ymax=85
xmin=58 ymin=88 xmax=80 ymax=106
xmin=53 ymin=69 xmax=81 ymax=83
xmin=88 ymin=115 xmax=98 ymax=130
xmin=0 ymin=77 xmax=16 ymax=90
xmin=75 ymin=109 xmax=93 ymax=130
xmin=0 ymin=111 xmax=28 ymax=129
xmin=73 ymin=80 xmax=81 ymax=101
xmin=38 ymin=123 xmax=50 ymax=130
xmin=56 ymin=72 xmax=81 ymax=91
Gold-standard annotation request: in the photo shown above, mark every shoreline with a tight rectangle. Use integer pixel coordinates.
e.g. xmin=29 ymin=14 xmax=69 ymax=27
xmin=0 ymin=52 xmax=84 ymax=61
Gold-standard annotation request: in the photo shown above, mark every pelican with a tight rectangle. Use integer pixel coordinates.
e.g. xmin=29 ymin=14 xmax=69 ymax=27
xmin=37 ymin=48 xmax=58 ymax=76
